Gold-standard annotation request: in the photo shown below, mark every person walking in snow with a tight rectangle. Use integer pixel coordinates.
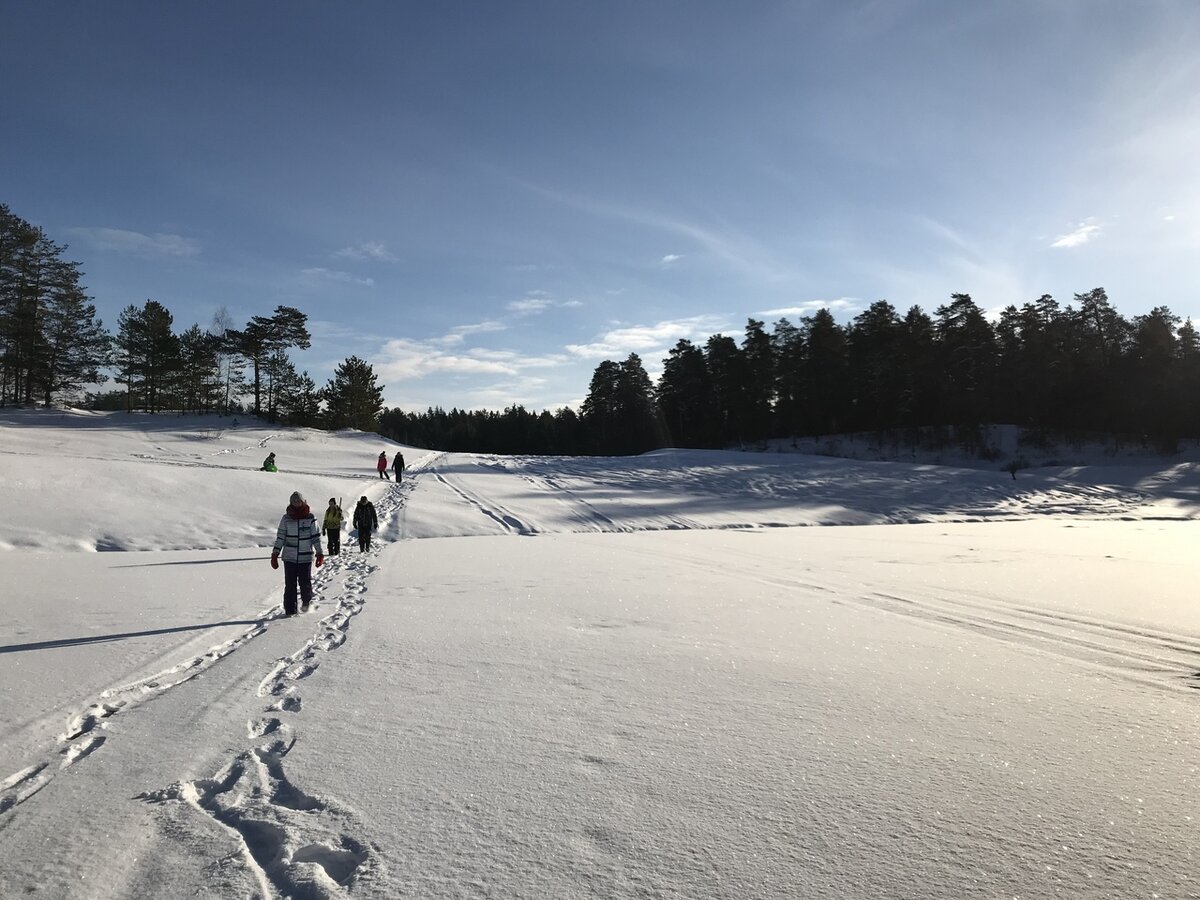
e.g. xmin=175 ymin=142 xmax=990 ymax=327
xmin=261 ymin=451 xmax=277 ymax=472
xmin=353 ymin=495 xmax=378 ymax=552
xmin=271 ymin=491 xmax=324 ymax=616
xmin=376 ymin=451 xmax=390 ymax=480
xmin=392 ymin=451 xmax=404 ymax=483
xmin=322 ymin=497 xmax=344 ymax=556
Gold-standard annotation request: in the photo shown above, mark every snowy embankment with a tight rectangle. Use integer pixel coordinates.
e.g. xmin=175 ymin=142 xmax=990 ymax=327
xmin=0 ymin=409 xmax=1197 ymax=899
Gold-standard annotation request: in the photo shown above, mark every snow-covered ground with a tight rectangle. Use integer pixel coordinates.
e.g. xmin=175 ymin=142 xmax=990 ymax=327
xmin=0 ymin=409 xmax=1196 ymax=899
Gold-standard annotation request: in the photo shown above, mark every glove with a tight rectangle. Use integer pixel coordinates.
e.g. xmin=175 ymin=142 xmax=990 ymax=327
xmin=270 ymin=555 xmax=279 ymax=570
xmin=315 ymin=556 xmax=325 ymax=568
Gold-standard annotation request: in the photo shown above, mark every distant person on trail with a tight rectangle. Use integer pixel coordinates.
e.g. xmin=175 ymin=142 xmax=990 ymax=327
xmin=392 ymin=451 xmax=404 ymax=483
xmin=261 ymin=452 xmax=277 ymax=472
xmin=377 ymin=451 xmax=390 ymax=480
xmin=353 ymin=495 xmax=379 ymax=552
xmin=271 ymin=491 xmax=324 ymax=616
xmin=322 ymin=497 xmax=344 ymax=556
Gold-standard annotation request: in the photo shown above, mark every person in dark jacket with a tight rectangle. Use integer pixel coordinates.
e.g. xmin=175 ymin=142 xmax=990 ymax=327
xmin=271 ymin=491 xmax=324 ymax=615
xmin=353 ymin=495 xmax=379 ymax=552
xmin=261 ymin=452 xmax=277 ymax=472
xmin=392 ymin=451 xmax=405 ymax=483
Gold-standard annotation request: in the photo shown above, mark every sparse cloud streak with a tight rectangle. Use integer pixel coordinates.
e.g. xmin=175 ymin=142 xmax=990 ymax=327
xmin=69 ymin=227 xmax=200 ymax=258
xmin=301 ymin=267 xmax=375 ymax=287
xmin=334 ymin=241 xmax=398 ymax=262
xmin=566 ymin=315 xmax=730 ymax=359
xmin=758 ymin=299 xmax=861 ymax=318
xmin=506 ymin=293 xmax=584 ymax=315
xmin=1050 ymin=220 xmax=1102 ymax=249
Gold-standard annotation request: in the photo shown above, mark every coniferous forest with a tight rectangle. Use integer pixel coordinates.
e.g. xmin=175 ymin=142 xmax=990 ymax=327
xmin=4 ymin=202 xmax=1197 ymax=457
xmin=381 ymin=293 xmax=1200 ymax=456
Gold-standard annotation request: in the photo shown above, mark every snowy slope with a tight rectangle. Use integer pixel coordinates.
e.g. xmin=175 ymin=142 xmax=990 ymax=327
xmin=0 ymin=411 xmax=1197 ymax=899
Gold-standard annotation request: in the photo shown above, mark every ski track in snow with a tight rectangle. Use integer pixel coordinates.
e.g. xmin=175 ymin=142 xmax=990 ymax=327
xmin=139 ymin=470 xmax=418 ymax=898
xmin=432 ymin=467 xmax=536 ymax=535
xmin=611 ymin=538 xmax=1200 ymax=695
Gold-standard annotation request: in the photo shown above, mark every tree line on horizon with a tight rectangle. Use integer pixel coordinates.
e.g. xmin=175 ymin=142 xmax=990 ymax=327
xmin=380 ymin=291 xmax=1200 ymax=456
xmin=5 ymin=202 xmax=1198 ymax=456
xmin=0 ymin=204 xmax=386 ymax=430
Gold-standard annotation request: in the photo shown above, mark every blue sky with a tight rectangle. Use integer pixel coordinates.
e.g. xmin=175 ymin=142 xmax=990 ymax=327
xmin=4 ymin=1 xmax=1198 ymax=411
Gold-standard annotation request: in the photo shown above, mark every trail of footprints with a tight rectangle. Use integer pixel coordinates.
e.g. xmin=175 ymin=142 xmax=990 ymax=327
xmin=143 ymin=560 xmax=379 ymax=897
xmin=145 ymin=477 xmax=416 ymax=897
xmin=3 ymin=475 xmax=418 ymax=898
xmin=0 ymin=617 xmax=272 ymax=816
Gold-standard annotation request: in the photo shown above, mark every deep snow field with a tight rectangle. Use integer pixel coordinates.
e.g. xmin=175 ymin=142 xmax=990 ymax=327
xmin=0 ymin=408 xmax=1197 ymax=899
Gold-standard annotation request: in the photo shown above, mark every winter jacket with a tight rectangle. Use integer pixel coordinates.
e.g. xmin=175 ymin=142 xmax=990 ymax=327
xmin=376 ymin=454 xmax=388 ymax=472
xmin=392 ymin=453 xmax=404 ymax=472
xmin=353 ymin=500 xmax=378 ymax=534
xmin=273 ymin=504 xmax=324 ymax=564
xmin=323 ymin=506 xmax=344 ymax=532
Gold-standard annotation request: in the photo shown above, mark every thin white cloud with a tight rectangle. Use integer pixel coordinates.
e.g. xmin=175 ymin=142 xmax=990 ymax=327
xmin=661 ymin=253 xmax=685 ymax=264
xmin=301 ymin=267 xmax=375 ymax=287
xmin=68 ymin=227 xmax=200 ymax=258
xmin=1050 ymin=220 xmax=1102 ymax=248
xmin=506 ymin=293 xmax=585 ymax=315
xmin=566 ymin=315 xmax=730 ymax=359
xmin=517 ymin=180 xmax=800 ymax=283
xmin=758 ymin=298 xmax=861 ymax=317
xmin=433 ymin=321 xmax=508 ymax=346
xmin=333 ymin=241 xmax=397 ymax=262
xmin=372 ymin=337 xmax=568 ymax=383
xmin=507 ymin=297 xmax=554 ymax=314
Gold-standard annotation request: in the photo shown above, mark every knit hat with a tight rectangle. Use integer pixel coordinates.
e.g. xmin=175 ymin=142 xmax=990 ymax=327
xmin=290 ymin=491 xmax=305 ymax=507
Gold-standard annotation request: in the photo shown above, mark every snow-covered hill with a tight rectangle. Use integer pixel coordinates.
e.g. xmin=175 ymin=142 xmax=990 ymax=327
xmin=1 ymin=410 xmax=1196 ymax=899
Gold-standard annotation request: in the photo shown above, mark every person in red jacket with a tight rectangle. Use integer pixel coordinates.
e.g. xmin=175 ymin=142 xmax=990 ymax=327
xmin=376 ymin=451 xmax=389 ymax=480
xmin=271 ymin=491 xmax=324 ymax=615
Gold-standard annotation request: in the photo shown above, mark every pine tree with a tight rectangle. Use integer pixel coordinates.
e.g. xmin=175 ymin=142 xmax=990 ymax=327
xmin=741 ymin=319 xmax=775 ymax=443
xmin=324 ymin=356 xmax=385 ymax=431
xmin=238 ymin=306 xmax=310 ymax=420
xmin=210 ymin=307 xmax=246 ymax=414
xmin=934 ymin=293 xmax=996 ymax=427
xmin=846 ymin=301 xmax=901 ymax=430
xmin=656 ymin=338 xmax=714 ymax=448
xmin=177 ymin=324 xmax=221 ymax=414
xmin=704 ymin=334 xmax=746 ymax=446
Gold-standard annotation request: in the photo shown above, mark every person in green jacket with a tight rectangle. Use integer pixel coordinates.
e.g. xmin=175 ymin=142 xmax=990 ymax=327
xmin=322 ymin=497 xmax=344 ymax=556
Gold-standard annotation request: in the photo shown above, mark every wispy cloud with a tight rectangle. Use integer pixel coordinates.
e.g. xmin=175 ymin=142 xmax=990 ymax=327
xmin=508 ymin=297 xmax=554 ymax=314
xmin=333 ymin=241 xmax=398 ymax=262
xmin=758 ymin=298 xmax=861 ymax=318
xmin=517 ymin=181 xmax=800 ymax=283
xmin=661 ymin=253 xmax=685 ymax=264
xmin=506 ymin=292 xmax=585 ymax=315
xmin=1050 ymin=219 xmax=1102 ymax=248
xmin=68 ymin=227 xmax=200 ymax=258
xmin=373 ymin=337 xmax=568 ymax=382
xmin=301 ymin=267 xmax=375 ymax=287
xmin=433 ymin=321 xmax=508 ymax=346
xmin=566 ymin=314 xmax=730 ymax=359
